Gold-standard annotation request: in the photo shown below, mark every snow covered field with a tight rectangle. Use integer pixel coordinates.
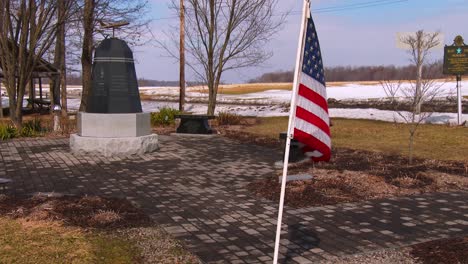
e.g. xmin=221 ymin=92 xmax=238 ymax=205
xmin=137 ymin=80 xmax=468 ymax=103
xmin=2 ymin=81 xmax=467 ymax=124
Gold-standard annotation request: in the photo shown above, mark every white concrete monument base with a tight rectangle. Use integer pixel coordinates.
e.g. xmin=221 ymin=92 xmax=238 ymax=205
xmin=70 ymin=112 xmax=158 ymax=156
xmin=70 ymin=133 xmax=158 ymax=156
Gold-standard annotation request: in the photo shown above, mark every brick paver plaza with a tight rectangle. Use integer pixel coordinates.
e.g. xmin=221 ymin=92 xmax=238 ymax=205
xmin=1 ymin=135 xmax=467 ymax=263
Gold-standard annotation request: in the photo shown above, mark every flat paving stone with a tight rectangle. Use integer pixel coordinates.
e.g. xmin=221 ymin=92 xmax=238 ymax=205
xmin=0 ymin=136 xmax=467 ymax=263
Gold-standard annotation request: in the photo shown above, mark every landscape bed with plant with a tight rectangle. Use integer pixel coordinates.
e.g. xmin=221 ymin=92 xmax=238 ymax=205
xmin=217 ymin=115 xmax=468 ymax=207
xmin=0 ymin=114 xmax=78 ymax=141
xmin=0 ymin=118 xmax=48 ymax=140
xmin=216 ymin=113 xmax=468 ymax=262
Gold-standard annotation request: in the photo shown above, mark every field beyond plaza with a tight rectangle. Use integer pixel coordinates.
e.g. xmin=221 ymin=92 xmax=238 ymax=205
xmin=244 ymin=117 xmax=468 ymax=161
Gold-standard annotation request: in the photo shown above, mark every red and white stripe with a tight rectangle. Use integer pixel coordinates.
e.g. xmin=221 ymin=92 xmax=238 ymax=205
xmin=293 ymin=73 xmax=331 ymax=162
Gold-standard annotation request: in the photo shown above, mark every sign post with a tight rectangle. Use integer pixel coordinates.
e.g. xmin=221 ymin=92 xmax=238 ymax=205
xmin=443 ymin=35 xmax=467 ymax=125
xmin=457 ymin=75 xmax=462 ymax=125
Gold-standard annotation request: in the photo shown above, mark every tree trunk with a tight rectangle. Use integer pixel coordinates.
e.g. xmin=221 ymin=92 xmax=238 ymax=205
xmin=50 ymin=63 xmax=59 ymax=111
xmin=14 ymin=77 xmax=26 ymax=129
xmin=205 ymin=0 xmax=216 ymax=115
xmin=58 ymin=1 xmax=68 ymax=131
xmin=207 ymin=83 xmax=217 ymax=115
xmin=408 ymin=131 xmax=415 ymax=165
xmin=51 ymin=0 xmax=66 ymax=113
xmin=49 ymin=80 xmax=56 ymax=113
xmin=58 ymin=0 xmax=68 ymax=117
xmin=8 ymin=90 xmax=21 ymax=128
xmin=0 ymin=79 xmax=3 ymax=119
xmin=415 ymin=33 xmax=423 ymax=114
xmin=79 ymin=0 xmax=95 ymax=112
xmin=179 ymin=0 xmax=186 ymax=112
xmin=60 ymin=53 xmax=68 ymax=117
xmin=415 ymin=61 xmax=422 ymax=114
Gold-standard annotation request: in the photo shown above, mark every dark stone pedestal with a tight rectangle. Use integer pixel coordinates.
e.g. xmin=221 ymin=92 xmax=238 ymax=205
xmin=279 ymin=132 xmax=306 ymax=163
xmin=175 ymin=114 xmax=215 ymax=134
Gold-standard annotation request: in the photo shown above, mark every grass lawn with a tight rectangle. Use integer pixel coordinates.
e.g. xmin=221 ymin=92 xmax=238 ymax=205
xmin=245 ymin=117 xmax=468 ymax=161
xmin=216 ymin=83 xmax=292 ymax=95
xmin=0 ymin=218 xmax=138 ymax=264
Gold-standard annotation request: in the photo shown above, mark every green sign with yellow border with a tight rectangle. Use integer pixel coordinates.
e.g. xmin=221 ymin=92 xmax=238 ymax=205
xmin=443 ymin=45 xmax=468 ymax=75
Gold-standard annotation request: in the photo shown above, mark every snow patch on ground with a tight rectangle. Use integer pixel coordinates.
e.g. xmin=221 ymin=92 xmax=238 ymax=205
xmin=4 ymin=81 xmax=468 ymax=125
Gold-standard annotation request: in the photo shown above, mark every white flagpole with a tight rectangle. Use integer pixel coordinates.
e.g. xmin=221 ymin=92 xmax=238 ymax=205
xmin=272 ymin=0 xmax=310 ymax=263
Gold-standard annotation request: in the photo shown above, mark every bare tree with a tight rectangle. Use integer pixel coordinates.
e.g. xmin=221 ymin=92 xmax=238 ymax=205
xmin=381 ymin=63 xmax=444 ymax=164
xmin=0 ymin=0 xmax=63 ymax=128
xmin=165 ymin=0 xmax=284 ymax=115
xmin=399 ymin=30 xmax=440 ymax=114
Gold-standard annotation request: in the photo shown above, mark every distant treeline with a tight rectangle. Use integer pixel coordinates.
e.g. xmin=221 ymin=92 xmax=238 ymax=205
xmin=63 ymin=61 xmax=445 ymax=86
xmin=66 ymin=75 xmax=204 ymax=87
xmin=249 ymin=61 xmax=445 ymax=83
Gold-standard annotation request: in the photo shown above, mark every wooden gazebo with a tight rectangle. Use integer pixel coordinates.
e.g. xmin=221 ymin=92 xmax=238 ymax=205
xmin=0 ymin=53 xmax=59 ymax=114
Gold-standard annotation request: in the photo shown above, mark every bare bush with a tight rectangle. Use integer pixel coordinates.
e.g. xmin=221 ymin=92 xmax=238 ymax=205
xmin=91 ymin=209 xmax=123 ymax=225
xmin=381 ymin=31 xmax=443 ymax=164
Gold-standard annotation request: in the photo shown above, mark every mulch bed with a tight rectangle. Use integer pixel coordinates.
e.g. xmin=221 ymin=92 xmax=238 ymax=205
xmin=410 ymin=236 xmax=468 ymax=264
xmin=225 ymin=127 xmax=468 ymax=261
xmin=152 ymin=125 xmax=177 ymax=135
xmin=0 ymin=195 xmax=152 ymax=229
xmin=222 ymin=129 xmax=282 ymax=149
xmin=221 ymin=128 xmax=468 ymax=208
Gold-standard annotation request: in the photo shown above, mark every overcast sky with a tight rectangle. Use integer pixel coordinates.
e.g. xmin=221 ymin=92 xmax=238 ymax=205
xmin=132 ymin=0 xmax=468 ymax=83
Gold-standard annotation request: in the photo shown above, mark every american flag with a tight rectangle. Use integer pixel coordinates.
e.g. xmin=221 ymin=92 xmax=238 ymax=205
xmin=293 ymin=12 xmax=331 ymax=162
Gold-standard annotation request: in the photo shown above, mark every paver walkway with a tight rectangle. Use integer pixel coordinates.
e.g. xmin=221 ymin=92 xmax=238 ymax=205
xmin=1 ymin=135 xmax=467 ymax=263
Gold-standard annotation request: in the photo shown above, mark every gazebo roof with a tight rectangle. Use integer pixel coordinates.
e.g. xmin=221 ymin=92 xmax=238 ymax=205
xmin=0 ymin=40 xmax=58 ymax=79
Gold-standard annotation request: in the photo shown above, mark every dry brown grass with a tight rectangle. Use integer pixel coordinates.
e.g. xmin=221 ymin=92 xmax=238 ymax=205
xmin=192 ymin=81 xmax=399 ymax=93
xmin=327 ymin=81 xmax=381 ymax=86
xmin=192 ymin=83 xmax=292 ymax=95
xmin=0 ymin=217 xmax=138 ymax=263
xmin=245 ymin=117 xmax=468 ymax=162
xmin=191 ymin=81 xmax=380 ymax=94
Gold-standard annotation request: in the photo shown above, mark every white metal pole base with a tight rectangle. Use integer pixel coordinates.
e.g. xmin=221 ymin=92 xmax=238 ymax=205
xmin=457 ymin=75 xmax=463 ymax=126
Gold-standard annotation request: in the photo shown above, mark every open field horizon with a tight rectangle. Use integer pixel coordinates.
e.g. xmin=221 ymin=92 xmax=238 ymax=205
xmin=2 ymin=80 xmax=467 ymax=125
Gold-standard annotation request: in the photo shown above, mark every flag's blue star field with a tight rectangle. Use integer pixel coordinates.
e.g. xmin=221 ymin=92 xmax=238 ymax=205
xmin=302 ymin=16 xmax=326 ymax=86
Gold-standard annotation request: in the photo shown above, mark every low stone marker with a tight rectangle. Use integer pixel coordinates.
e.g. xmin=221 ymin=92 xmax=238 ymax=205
xmin=278 ymin=174 xmax=313 ymax=183
xmin=279 ymin=132 xmax=306 ymax=163
xmin=175 ymin=114 xmax=215 ymax=134
xmin=0 ymin=178 xmax=12 ymax=192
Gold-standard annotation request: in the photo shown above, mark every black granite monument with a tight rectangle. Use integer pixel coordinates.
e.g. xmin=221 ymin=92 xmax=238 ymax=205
xmin=86 ymin=38 xmax=142 ymax=113
xmin=71 ymin=30 xmax=158 ymax=157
